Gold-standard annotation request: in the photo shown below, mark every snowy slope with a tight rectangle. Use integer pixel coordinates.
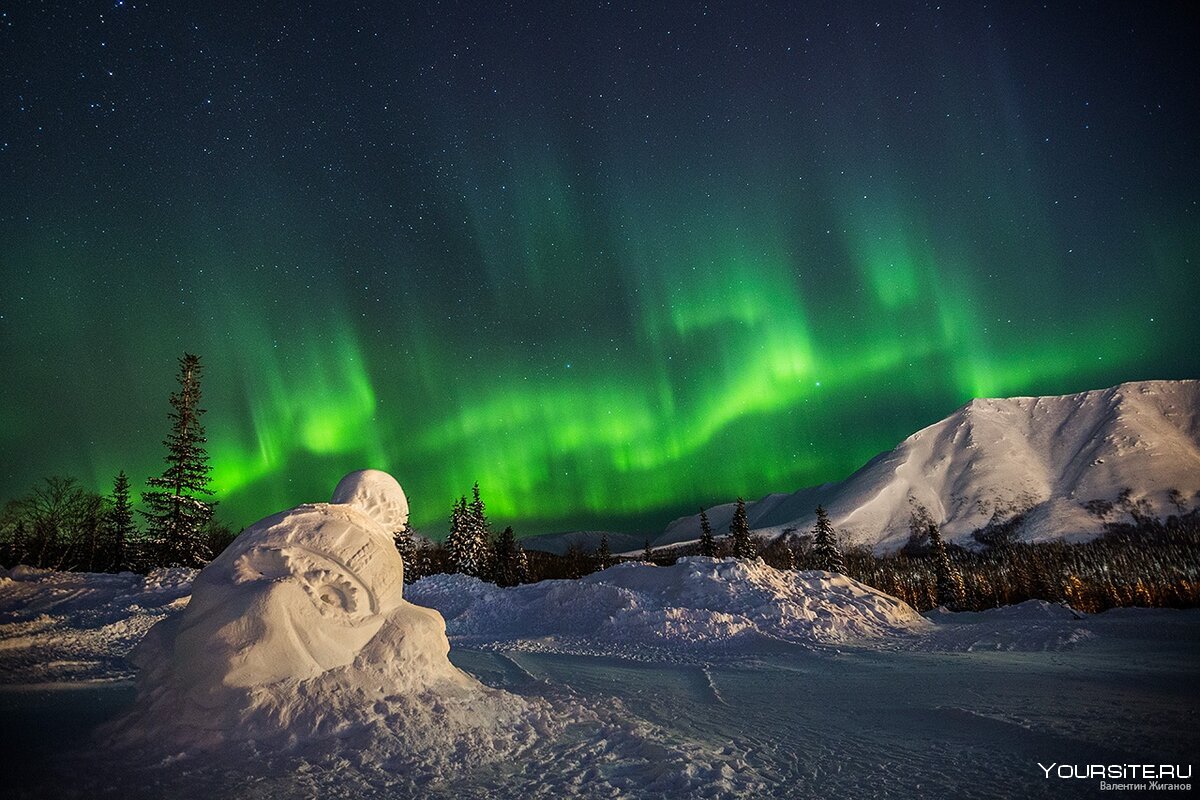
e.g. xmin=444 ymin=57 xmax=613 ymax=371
xmin=660 ymin=380 xmax=1200 ymax=551
xmin=408 ymin=557 xmax=930 ymax=657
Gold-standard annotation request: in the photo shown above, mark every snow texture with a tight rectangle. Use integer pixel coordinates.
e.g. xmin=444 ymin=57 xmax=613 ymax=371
xmin=0 ymin=566 xmax=194 ymax=685
xmin=660 ymin=380 xmax=1200 ymax=551
xmin=4 ymin=561 xmax=1200 ymax=798
xmin=408 ymin=557 xmax=931 ymax=658
xmin=101 ymin=471 xmax=555 ymax=770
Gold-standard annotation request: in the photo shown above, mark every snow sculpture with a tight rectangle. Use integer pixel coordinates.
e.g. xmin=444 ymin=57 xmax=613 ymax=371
xmin=108 ymin=470 xmax=514 ymax=755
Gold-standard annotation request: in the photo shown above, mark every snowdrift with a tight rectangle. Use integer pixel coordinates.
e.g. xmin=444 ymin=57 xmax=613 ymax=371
xmin=661 ymin=380 xmax=1200 ymax=551
xmin=103 ymin=470 xmax=556 ymax=771
xmin=0 ymin=565 xmax=193 ymax=685
xmin=408 ymin=557 xmax=930 ymax=657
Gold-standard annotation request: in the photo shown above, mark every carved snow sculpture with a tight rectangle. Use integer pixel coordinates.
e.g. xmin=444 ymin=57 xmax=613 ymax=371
xmin=107 ymin=470 xmax=535 ymax=759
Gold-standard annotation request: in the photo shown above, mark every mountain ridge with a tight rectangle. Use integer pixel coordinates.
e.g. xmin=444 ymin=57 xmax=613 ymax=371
xmin=657 ymin=380 xmax=1200 ymax=553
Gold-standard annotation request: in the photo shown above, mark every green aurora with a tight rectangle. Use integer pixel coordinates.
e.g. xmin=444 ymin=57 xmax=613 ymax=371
xmin=1 ymin=3 xmax=1196 ymax=535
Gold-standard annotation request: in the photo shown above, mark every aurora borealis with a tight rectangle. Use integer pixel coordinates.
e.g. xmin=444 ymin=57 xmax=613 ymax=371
xmin=1 ymin=3 xmax=1197 ymax=536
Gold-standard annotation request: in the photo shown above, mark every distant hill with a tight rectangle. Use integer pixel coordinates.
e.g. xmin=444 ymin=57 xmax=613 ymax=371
xmin=659 ymin=380 xmax=1200 ymax=552
xmin=520 ymin=530 xmax=649 ymax=556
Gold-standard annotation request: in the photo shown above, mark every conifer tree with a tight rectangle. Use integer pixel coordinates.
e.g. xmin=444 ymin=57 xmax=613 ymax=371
xmin=811 ymin=505 xmax=846 ymax=573
xmin=642 ymin=539 xmax=654 ymax=563
xmin=467 ymin=482 xmax=494 ymax=579
xmin=445 ymin=495 xmax=470 ymax=575
xmin=596 ymin=533 xmax=612 ymax=570
xmin=142 ymin=353 xmax=215 ymax=568
xmin=469 ymin=482 xmax=489 ymax=534
xmin=698 ymin=507 xmax=717 ymax=557
xmin=393 ymin=522 xmax=421 ymax=584
xmin=447 ymin=491 xmax=490 ymax=578
xmin=928 ymin=522 xmax=966 ymax=609
xmin=106 ymin=471 xmax=136 ymax=571
xmin=493 ymin=526 xmax=528 ymax=586
xmin=728 ymin=497 xmax=758 ymax=560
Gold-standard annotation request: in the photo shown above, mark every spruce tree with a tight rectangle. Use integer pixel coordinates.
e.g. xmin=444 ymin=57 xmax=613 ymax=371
xmin=445 ymin=495 xmax=469 ymax=574
xmin=493 ymin=526 xmax=528 ymax=587
xmin=596 ymin=533 xmax=612 ymax=570
xmin=642 ymin=539 xmax=654 ymax=563
xmin=811 ymin=505 xmax=846 ymax=573
xmin=729 ymin=497 xmax=758 ymax=560
xmin=928 ymin=522 xmax=966 ymax=609
xmin=106 ymin=471 xmax=136 ymax=572
xmin=142 ymin=353 xmax=215 ymax=568
xmin=393 ymin=523 xmax=421 ymax=584
xmin=446 ymin=492 xmax=489 ymax=578
xmin=698 ymin=507 xmax=717 ymax=557
xmin=468 ymin=482 xmax=493 ymax=578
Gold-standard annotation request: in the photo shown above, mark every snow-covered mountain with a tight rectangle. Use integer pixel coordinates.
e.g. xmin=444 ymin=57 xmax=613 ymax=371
xmin=660 ymin=380 xmax=1200 ymax=552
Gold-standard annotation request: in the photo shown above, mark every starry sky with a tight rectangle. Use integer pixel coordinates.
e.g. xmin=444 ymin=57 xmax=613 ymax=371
xmin=1 ymin=2 xmax=1197 ymax=537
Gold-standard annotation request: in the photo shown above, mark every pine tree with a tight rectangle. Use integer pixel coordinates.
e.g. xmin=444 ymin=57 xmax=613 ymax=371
xmin=106 ymin=471 xmax=136 ymax=571
xmin=928 ymin=522 xmax=966 ymax=609
xmin=811 ymin=505 xmax=846 ymax=573
xmin=446 ymin=492 xmax=489 ymax=578
xmin=142 ymin=353 xmax=215 ymax=568
xmin=445 ymin=495 xmax=469 ymax=574
xmin=698 ymin=507 xmax=717 ymax=557
xmin=729 ymin=497 xmax=758 ymax=560
xmin=492 ymin=526 xmax=528 ymax=587
xmin=642 ymin=539 xmax=654 ymax=563
xmin=596 ymin=533 xmax=612 ymax=570
xmin=393 ymin=523 xmax=421 ymax=584
xmin=467 ymin=482 xmax=494 ymax=578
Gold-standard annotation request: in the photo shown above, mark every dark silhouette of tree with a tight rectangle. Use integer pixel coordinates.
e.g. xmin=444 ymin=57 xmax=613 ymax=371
xmin=493 ymin=526 xmax=529 ymax=586
xmin=928 ymin=522 xmax=966 ymax=609
xmin=728 ymin=497 xmax=758 ymax=560
xmin=393 ymin=522 xmax=421 ymax=583
xmin=142 ymin=354 xmax=215 ymax=568
xmin=811 ymin=505 xmax=846 ymax=573
xmin=106 ymin=471 xmax=136 ymax=571
xmin=762 ymin=532 xmax=796 ymax=570
xmin=698 ymin=507 xmax=717 ymax=557
xmin=0 ymin=477 xmax=105 ymax=571
xmin=642 ymin=539 xmax=654 ymax=563
xmin=596 ymin=532 xmax=613 ymax=570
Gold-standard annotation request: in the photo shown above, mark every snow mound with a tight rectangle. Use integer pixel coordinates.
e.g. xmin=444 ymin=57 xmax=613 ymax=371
xmin=408 ymin=557 xmax=929 ymax=658
xmin=661 ymin=379 xmax=1200 ymax=551
xmin=104 ymin=471 xmax=551 ymax=767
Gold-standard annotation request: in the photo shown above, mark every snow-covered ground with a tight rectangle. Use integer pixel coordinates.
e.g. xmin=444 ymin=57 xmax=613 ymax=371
xmin=2 ymin=562 xmax=1198 ymax=798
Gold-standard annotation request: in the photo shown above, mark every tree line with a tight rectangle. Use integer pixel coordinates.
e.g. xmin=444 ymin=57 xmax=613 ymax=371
xmin=3 ymin=354 xmax=1196 ymax=615
xmin=617 ymin=497 xmax=1200 ymax=613
xmin=0 ymin=353 xmax=226 ymax=572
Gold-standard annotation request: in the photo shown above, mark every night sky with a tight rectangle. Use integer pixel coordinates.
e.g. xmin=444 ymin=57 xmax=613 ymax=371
xmin=1 ymin=2 xmax=1197 ymax=536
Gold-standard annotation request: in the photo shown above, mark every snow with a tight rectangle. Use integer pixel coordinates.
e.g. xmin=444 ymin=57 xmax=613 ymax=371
xmin=102 ymin=471 xmax=553 ymax=772
xmin=1 ymin=465 xmax=1196 ymax=797
xmin=2 ymin=561 xmax=1199 ymax=798
xmin=661 ymin=380 xmax=1200 ymax=551
xmin=407 ymin=557 xmax=931 ymax=658
xmin=0 ymin=565 xmax=194 ymax=686
xmin=329 ymin=468 xmax=411 ymax=534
